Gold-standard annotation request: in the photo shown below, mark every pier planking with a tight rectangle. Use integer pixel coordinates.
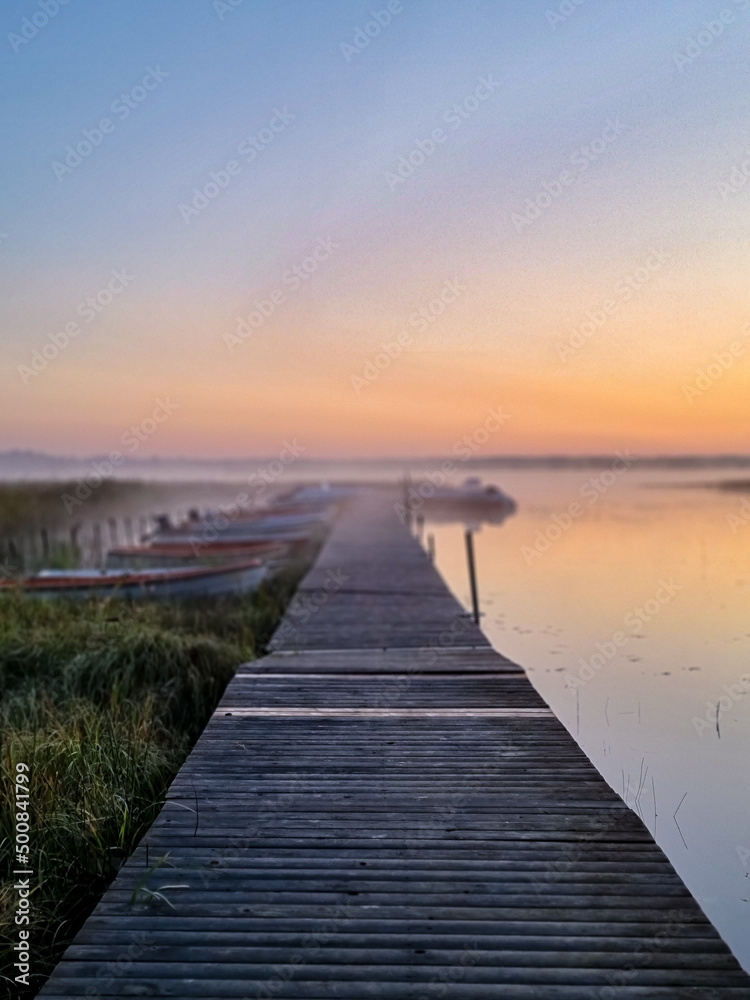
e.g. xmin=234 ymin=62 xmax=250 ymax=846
xmin=38 ymin=492 xmax=750 ymax=997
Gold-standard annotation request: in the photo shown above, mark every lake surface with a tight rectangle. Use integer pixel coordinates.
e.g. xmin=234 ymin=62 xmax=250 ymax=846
xmin=417 ymin=466 xmax=750 ymax=971
xmin=12 ymin=459 xmax=747 ymax=967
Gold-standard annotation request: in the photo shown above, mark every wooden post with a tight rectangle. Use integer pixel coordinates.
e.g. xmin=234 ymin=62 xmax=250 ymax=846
xmin=2 ymin=538 xmax=19 ymax=576
xmin=8 ymin=538 xmax=20 ymax=573
xmin=70 ymin=524 xmax=81 ymax=565
xmin=108 ymin=518 xmax=118 ymax=548
xmin=124 ymin=517 xmax=134 ymax=546
xmin=402 ymin=473 xmax=413 ymax=529
xmin=464 ymin=528 xmax=480 ymax=625
xmin=92 ymin=524 xmax=103 ymax=568
xmin=40 ymin=527 xmax=50 ymax=562
xmin=427 ymin=534 xmax=435 ymax=562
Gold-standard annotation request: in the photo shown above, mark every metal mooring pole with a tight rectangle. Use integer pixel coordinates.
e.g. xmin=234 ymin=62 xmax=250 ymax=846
xmin=464 ymin=528 xmax=480 ymax=624
xmin=402 ymin=473 xmax=412 ymax=530
xmin=416 ymin=514 xmax=424 ymax=542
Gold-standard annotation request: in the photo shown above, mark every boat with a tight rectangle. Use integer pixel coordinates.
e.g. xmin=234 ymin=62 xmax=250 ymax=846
xmin=410 ymin=476 xmax=516 ymax=523
xmin=150 ymin=511 xmax=329 ymax=544
xmin=106 ymin=539 xmax=287 ymax=570
xmin=0 ymin=561 xmax=267 ymax=601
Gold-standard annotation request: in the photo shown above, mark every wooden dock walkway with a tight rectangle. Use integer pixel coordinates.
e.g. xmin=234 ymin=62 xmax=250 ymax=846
xmin=39 ymin=492 xmax=750 ymax=997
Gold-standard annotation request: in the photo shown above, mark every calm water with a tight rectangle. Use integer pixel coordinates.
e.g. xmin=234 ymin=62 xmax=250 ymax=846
xmin=418 ymin=467 xmax=750 ymax=971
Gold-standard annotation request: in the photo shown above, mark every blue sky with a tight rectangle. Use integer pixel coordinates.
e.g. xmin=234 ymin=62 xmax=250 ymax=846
xmin=1 ymin=0 xmax=749 ymax=456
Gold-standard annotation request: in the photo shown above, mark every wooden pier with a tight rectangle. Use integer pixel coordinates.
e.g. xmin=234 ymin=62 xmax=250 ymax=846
xmin=39 ymin=493 xmax=750 ymax=997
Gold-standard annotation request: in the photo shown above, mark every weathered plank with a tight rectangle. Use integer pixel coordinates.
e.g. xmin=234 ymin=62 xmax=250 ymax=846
xmin=38 ymin=492 xmax=750 ymax=997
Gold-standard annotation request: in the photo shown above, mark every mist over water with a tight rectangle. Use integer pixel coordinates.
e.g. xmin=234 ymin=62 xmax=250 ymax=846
xmin=422 ymin=465 xmax=750 ymax=970
xmin=3 ymin=454 xmax=748 ymax=966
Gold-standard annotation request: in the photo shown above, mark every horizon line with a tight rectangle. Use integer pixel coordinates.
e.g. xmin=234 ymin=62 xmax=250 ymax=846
xmin=2 ymin=449 xmax=750 ymax=465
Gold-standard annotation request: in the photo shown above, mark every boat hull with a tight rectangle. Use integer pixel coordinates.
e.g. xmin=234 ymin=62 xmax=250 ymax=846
xmin=106 ymin=541 xmax=285 ymax=570
xmin=1 ymin=562 xmax=267 ymax=601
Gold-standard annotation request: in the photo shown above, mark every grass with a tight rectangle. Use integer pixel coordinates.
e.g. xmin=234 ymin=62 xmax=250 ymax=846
xmin=0 ymin=563 xmax=309 ymax=997
xmin=0 ymin=481 xmax=147 ymax=535
xmin=0 ymin=479 xmax=299 ymax=576
xmin=0 ymin=480 xmax=261 ymax=536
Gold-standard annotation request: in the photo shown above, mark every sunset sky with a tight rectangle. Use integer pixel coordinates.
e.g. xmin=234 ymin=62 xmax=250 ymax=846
xmin=1 ymin=0 xmax=749 ymax=458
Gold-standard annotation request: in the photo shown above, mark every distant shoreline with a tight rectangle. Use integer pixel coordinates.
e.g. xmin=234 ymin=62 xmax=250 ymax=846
xmin=645 ymin=478 xmax=750 ymax=492
xmin=2 ymin=451 xmax=750 ymax=483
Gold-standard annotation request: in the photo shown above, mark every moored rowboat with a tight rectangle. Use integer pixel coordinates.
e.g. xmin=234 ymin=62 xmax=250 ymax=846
xmin=0 ymin=561 xmax=267 ymax=601
xmin=105 ymin=540 xmax=286 ymax=570
xmin=151 ymin=509 xmax=328 ymax=543
xmin=413 ymin=476 xmax=516 ymax=523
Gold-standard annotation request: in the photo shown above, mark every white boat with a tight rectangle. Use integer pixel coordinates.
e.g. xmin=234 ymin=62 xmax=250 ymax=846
xmin=0 ymin=561 xmax=267 ymax=601
xmin=408 ymin=477 xmax=516 ymax=523
xmin=106 ymin=539 xmax=287 ymax=570
xmin=151 ymin=511 xmax=328 ymax=544
xmin=430 ymin=477 xmax=516 ymax=506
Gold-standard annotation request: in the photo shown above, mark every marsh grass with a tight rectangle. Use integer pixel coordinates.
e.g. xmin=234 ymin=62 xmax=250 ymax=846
xmin=0 ymin=480 xmax=235 ymax=536
xmin=0 ymin=564 xmax=307 ymax=996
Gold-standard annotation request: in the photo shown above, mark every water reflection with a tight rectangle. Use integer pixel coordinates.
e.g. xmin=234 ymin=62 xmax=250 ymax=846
xmin=427 ymin=467 xmax=750 ymax=971
xmin=408 ymin=475 xmax=516 ymax=529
